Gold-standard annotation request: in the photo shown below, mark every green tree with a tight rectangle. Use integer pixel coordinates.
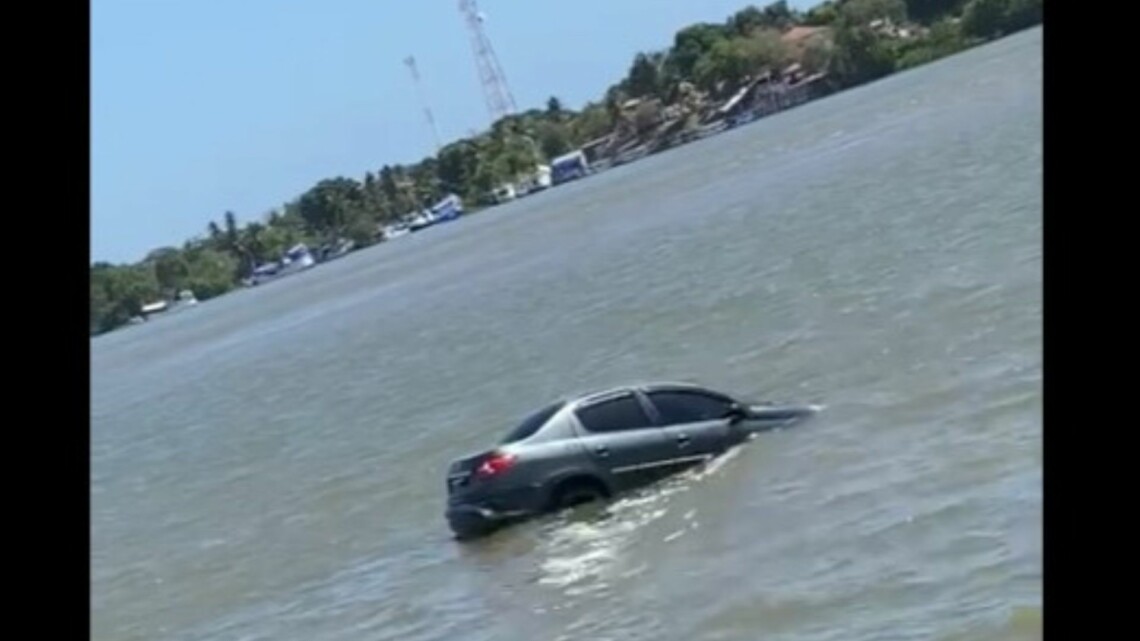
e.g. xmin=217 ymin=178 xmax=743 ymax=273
xmin=841 ymin=0 xmax=909 ymax=25
xmin=759 ymin=1 xmax=797 ymax=30
xmin=624 ymin=52 xmax=661 ymax=98
xmin=960 ymin=0 xmax=1007 ymax=37
xmin=408 ymin=158 xmax=443 ymax=206
xmin=257 ymin=223 xmax=303 ymax=263
xmin=728 ymin=5 xmax=767 ymax=36
xmin=666 ymin=23 xmax=730 ymax=80
xmin=344 ymin=216 xmax=378 ymax=247
xmin=571 ymin=102 xmax=614 ymax=143
xmin=905 ymin=0 xmax=967 ymax=24
xmin=362 ymin=171 xmax=391 ymax=220
xmin=91 ymin=277 xmax=112 ymax=333
xmin=151 ymin=248 xmax=190 ymax=293
xmin=90 ymin=263 xmax=161 ymax=330
xmin=830 ymin=22 xmax=897 ymax=86
xmin=379 ymin=165 xmax=401 ymax=205
xmin=240 ymin=222 xmax=272 ymax=265
xmin=727 ymin=2 xmax=797 ymax=34
xmin=298 ymin=177 xmax=367 ymax=235
xmin=537 ymin=121 xmax=572 ymax=159
xmin=546 ymin=95 xmax=563 ymax=117
xmin=803 ymin=1 xmax=842 ymax=26
xmin=894 ymin=16 xmax=970 ymax=69
xmin=1001 ymin=0 xmax=1043 ymax=33
xmin=183 ymin=248 xmax=239 ymax=298
xmin=961 ymin=0 xmax=1040 ymax=39
xmin=693 ymin=29 xmax=791 ymax=92
xmin=224 ymin=210 xmax=240 ymax=248
xmin=437 ymin=140 xmax=480 ymax=198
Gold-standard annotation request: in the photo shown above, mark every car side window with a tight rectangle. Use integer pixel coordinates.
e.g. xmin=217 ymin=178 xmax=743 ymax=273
xmin=648 ymin=391 xmax=733 ymax=425
xmin=575 ymin=394 xmax=654 ymax=433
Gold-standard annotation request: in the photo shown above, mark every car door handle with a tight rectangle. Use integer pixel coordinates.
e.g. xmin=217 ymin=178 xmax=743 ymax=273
xmin=594 ymin=445 xmax=609 ymax=457
xmin=676 ymin=433 xmax=690 ymax=447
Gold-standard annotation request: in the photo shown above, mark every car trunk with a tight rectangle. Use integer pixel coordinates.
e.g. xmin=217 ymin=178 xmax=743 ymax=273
xmin=446 ymin=449 xmax=497 ymax=496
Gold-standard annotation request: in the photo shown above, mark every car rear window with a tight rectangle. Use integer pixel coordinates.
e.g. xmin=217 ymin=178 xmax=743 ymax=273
xmin=500 ymin=401 xmax=564 ymax=444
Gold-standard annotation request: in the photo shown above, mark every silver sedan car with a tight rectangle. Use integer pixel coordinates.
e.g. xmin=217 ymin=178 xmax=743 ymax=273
xmin=444 ymin=382 xmax=821 ymax=539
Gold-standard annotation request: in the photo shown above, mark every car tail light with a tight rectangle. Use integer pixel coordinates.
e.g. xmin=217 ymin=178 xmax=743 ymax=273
xmin=474 ymin=452 xmax=516 ymax=479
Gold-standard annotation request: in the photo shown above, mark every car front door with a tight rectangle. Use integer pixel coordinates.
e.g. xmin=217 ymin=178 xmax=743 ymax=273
xmin=644 ymin=389 xmax=737 ymax=466
xmin=572 ymin=391 xmax=676 ymax=492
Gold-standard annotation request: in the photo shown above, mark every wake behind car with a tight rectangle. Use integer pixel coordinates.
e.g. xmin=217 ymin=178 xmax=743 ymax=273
xmin=444 ymin=382 xmax=821 ymax=540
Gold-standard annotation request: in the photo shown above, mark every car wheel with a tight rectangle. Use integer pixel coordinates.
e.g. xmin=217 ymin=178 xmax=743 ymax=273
xmin=551 ymin=479 xmax=607 ymax=510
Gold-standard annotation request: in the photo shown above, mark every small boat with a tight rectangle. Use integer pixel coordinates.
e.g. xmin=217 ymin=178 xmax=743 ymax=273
xmin=140 ymin=300 xmax=168 ymax=317
xmin=431 ymin=194 xmax=464 ymax=221
xmin=408 ymin=212 xmax=436 ymax=232
xmin=381 ymin=223 xmax=411 ymax=240
xmin=171 ymin=289 xmax=198 ymax=309
xmin=318 ymin=239 xmax=356 ymax=262
xmin=249 ymin=244 xmax=316 ymax=285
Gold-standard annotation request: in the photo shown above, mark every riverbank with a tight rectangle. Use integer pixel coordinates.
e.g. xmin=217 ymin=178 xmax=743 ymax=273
xmin=90 ymin=0 xmax=1041 ymax=336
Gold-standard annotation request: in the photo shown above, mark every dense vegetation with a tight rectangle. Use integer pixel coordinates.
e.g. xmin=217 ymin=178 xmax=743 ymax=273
xmin=91 ymin=0 xmax=1041 ymax=335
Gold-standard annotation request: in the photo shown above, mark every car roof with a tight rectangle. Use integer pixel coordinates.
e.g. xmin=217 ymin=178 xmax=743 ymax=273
xmin=565 ymin=381 xmax=723 ymax=406
xmin=636 ymin=381 xmax=721 ymax=394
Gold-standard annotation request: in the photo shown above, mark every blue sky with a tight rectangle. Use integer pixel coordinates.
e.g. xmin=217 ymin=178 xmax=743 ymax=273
xmin=92 ymin=0 xmax=815 ymax=263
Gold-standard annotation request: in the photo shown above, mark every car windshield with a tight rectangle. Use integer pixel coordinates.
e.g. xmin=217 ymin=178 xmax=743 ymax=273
xmin=500 ymin=401 xmax=564 ymax=444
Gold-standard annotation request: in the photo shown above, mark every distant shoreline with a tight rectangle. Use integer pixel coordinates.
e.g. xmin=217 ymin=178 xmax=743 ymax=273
xmin=91 ymin=1 xmax=1041 ymax=336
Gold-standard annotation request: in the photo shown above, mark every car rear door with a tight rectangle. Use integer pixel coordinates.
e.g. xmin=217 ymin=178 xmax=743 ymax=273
xmin=644 ymin=389 xmax=736 ymax=463
xmin=571 ymin=391 xmax=676 ymax=491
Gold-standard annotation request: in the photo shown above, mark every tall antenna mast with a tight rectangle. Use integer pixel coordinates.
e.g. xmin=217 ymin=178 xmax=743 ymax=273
xmin=458 ymin=0 xmax=517 ymax=124
xmin=404 ymin=55 xmax=443 ymax=153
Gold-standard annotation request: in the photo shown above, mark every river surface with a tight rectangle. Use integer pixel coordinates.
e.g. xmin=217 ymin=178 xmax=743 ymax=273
xmin=92 ymin=28 xmax=1042 ymax=641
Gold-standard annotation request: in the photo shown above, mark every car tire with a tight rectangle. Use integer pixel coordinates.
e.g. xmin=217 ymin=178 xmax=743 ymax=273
xmin=550 ymin=478 xmax=608 ymax=510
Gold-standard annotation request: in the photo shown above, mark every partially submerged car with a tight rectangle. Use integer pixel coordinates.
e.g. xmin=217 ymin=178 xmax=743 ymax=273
xmin=444 ymin=382 xmax=821 ymax=540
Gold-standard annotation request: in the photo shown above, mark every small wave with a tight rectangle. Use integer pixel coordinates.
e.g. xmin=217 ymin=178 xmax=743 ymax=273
xmin=690 ymin=443 xmax=746 ymax=480
xmin=538 ymin=546 xmax=620 ymax=588
xmin=535 ymin=446 xmax=745 ymax=592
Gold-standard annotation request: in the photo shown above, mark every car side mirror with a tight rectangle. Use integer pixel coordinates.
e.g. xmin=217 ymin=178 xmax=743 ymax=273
xmin=724 ymin=403 xmax=747 ymax=424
